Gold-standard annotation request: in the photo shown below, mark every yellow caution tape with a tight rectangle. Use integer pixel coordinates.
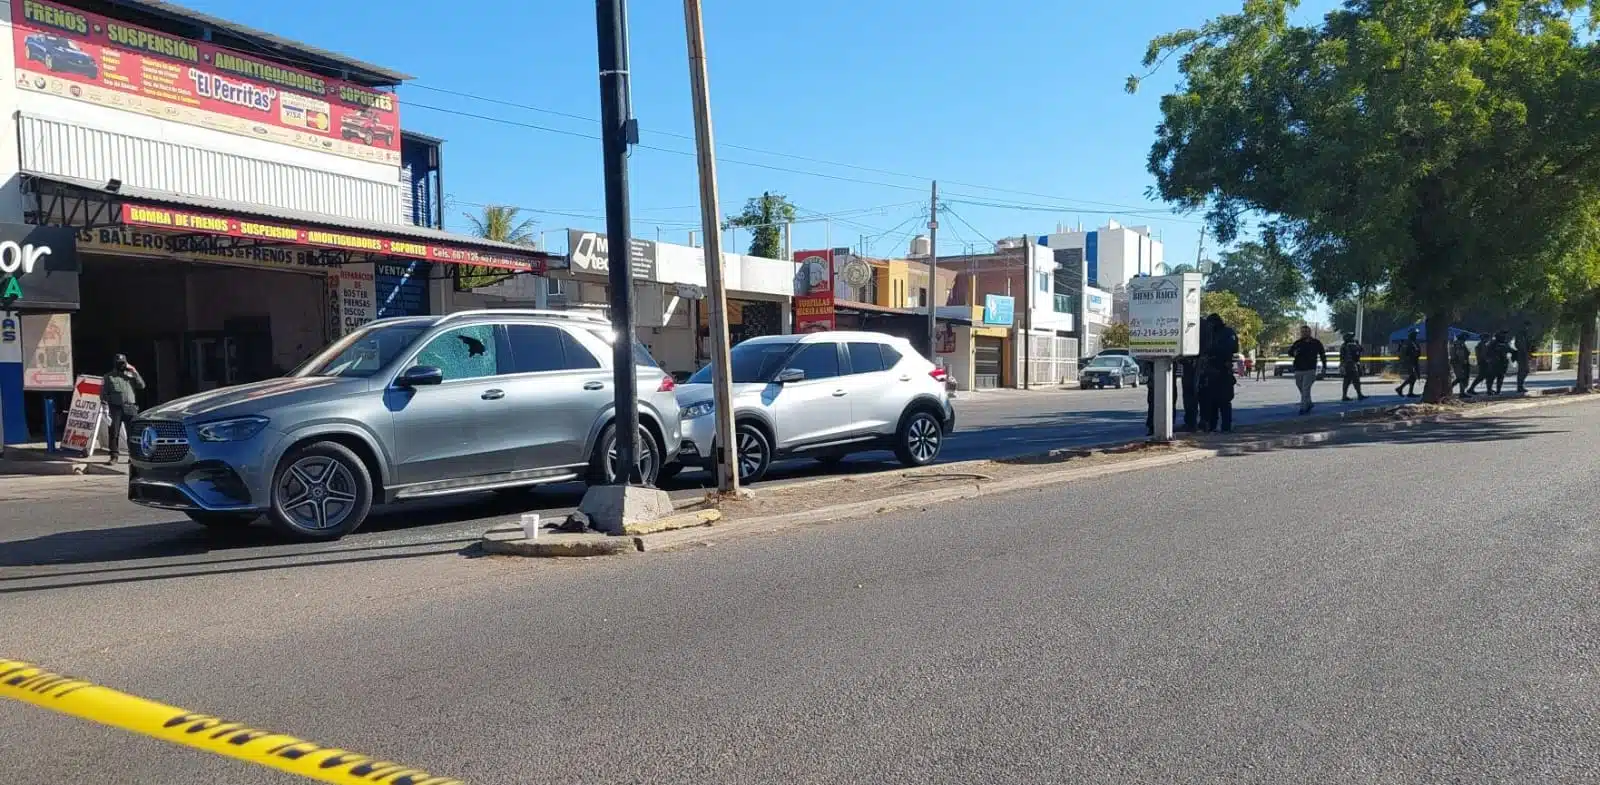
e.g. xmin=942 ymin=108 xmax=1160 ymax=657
xmin=0 ymin=659 xmax=463 ymax=785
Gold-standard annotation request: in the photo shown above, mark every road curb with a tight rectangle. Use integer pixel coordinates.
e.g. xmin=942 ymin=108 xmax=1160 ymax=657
xmin=636 ymin=390 xmax=1597 ymax=553
xmin=623 ymin=508 xmax=722 ymax=536
xmin=479 ymin=525 xmax=637 ymax=558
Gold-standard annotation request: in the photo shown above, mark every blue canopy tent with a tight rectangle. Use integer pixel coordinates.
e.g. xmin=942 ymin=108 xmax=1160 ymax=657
xmin=1388 ymin=323 xmax=1481 ymax=342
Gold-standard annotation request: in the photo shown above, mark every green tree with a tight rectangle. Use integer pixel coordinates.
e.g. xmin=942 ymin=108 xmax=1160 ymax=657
xmin=1541 ymin=198 xmax=1600 ymax=390
xmin=1164 ymin=263 xmax=1197 ymax=275
xmin=1202 ymin=290 xmax=1264 ymax=354
xmin=1131 ymin=0 xmax=1600 ymax=402
xmin=1329 ymin=290 xmax=1419 ymax=348
xmin=1206 ymin=238 xmax=1308 ymax=348
xmin=725 ymin=192 xmax=797 ymax=259
xmin=461 ymin=205 xmax=537 ymax=290
xmin=1103 ymin=321 xmax=1132 ymax=348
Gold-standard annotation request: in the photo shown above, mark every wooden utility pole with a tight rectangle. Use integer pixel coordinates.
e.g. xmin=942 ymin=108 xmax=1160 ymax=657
xmin=683 ymin=0 xmax=739 ymax=493
xmin=927 ymin=181 xmax=938 ymax=360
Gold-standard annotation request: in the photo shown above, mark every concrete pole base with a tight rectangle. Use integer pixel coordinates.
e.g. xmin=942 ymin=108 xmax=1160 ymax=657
xmin=578 ymin=485 xmax=675 ymax=535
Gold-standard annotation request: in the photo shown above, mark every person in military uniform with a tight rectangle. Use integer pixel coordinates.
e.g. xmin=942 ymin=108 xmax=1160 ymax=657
xmin=1394 ymin=329 xmax=1422 ymax=398
xmin=1199 ymin=314 xmax=1239 ymax=431
xmin=1515 ymin=320 xmax=1535 ymax=393
xmin=1338 ymin=332 xmax=1366 ymax=401
xmin=1468 ymin=333 xmax=1492 ymax=395
xmin=1490 ymin=330 xmax=1513 ymax=394
xmin=1450 ymin=332 xmax=1473 ymax=397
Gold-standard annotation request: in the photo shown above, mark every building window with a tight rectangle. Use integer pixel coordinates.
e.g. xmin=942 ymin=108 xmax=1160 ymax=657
xmin=545 ymin=277 xmax=566 ymax=295
xmin=1038 ymin=271 xmax=1050 ymax=291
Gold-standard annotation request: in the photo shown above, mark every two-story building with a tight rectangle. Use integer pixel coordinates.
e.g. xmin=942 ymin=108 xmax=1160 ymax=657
xmin=938 ymin=238 xmax=1078 ymax=390
xmin=0 ymin=0 xmax=553 ymax=442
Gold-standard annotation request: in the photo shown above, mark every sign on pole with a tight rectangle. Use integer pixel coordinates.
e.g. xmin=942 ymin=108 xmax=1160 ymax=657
xmin=61 ymin=375 xmax=105 ymax=456
xmin=1127 ymin=273 xmax=1202 ymax=358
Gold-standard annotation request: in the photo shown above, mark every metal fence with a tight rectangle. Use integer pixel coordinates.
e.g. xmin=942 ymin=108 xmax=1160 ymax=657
xmin=1026 ymin=334 xmax=1080 ymax=387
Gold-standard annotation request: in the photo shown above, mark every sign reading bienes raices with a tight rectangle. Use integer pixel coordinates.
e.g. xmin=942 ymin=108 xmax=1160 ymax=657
xmin=1127 ymin=273 xmax=1201 ymax=358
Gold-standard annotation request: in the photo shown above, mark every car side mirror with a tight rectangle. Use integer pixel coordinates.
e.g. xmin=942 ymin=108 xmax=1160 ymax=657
xmin=775 ymin=368 xmax=806 ymax=384
xmin=396 ymin=365 xmax=444 ymax=388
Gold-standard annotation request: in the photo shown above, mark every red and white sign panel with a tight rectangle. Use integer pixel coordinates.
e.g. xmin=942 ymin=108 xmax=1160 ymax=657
xmin=12 ymin=0 xmax=401 ymax=165
xmin=62 ymin=374 xmax=103 ymax=455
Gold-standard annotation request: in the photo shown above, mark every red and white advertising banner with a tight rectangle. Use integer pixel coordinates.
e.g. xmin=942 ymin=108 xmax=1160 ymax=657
xmin=12 ymin=0 xmax=401 ymax=165
xmin=120 ymin=204 xmax=547 ymax=274
xmin=61 ymin=374 xmax=103 ymax=455
xmin=793 ymin=249 xmax=835 ymax=333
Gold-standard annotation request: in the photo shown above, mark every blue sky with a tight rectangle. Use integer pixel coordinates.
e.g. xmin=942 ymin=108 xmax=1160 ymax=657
xmin=182 ymin=0 xmax=1335 ymax=307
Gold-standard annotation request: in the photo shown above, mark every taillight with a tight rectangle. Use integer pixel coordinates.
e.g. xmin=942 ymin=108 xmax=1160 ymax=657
xmin=929 ymin=368 xmax=948 ymax=383
xmin=657 ymin=375 xmax=676 ymax=392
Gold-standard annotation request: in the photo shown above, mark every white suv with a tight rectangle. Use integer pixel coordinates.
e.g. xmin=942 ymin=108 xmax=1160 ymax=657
xmin=667 ymin=331 xmax=956 ymax=482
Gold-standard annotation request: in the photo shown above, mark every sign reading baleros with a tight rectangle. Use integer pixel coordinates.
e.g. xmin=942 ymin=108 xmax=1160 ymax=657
xmin=120 ymin=205 xmax=545 ymax=273
xmin=11 ymin=0 xmax=402 ymax=165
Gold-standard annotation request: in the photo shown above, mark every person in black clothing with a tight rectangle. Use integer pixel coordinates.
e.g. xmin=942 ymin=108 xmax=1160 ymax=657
xmin=1515 ymin=321 xmax=1535 ymax=393
xmin=1449 ymin=333 xmax=1472 ymax=397
xmin=1468 ymin=334 xmax=1492 ymax=395
xmin=1287 ymin=325 xmax=1328 ymax=415
xmin=1395 ymin=329 xmax=1422 ymax=397
xmin=1199 ymin=314 xmax=1239 ymax=431
xmin=1490 ymin=330 xmax=1513 ymax=395
xmin=1338 ymin=332 xmax=1366 ymax=401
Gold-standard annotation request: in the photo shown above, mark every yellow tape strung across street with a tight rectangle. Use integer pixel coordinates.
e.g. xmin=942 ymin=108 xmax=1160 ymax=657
xmin=0 ymin=659 xmax=463 ymax=785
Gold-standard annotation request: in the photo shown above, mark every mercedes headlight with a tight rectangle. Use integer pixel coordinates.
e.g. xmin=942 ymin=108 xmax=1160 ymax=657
xmin=195 ymin=416 xmax=270 ymax=442
xmin=680 ymin=401 xmax=715 ymax=420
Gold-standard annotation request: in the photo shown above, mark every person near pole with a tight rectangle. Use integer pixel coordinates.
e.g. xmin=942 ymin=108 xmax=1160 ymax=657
xmin=1515 ymin=320 xmax=1535 ymax=393
xmin=1338 ymin=331 xmax=1366 ymax=402
xmin=1287 ymin=325 xmax=1328 ymax=415
xmin=1468 ymin=333 xmax=1492 ymax=395
xmin=1394 ymin=329 xmax=1422 ymax=398
xmin=1200 ymin=314 xmax=1238 ymax=432
xmin=1450 ymin=332 xmax=1473 ymax=397
xmin=1491 ymin=330 xmax=1513 ymax=395
xmin=1256 ymin=352 xmax=1269 ymax=381
xmin=101 ymin=353 xmax=145 ymax=463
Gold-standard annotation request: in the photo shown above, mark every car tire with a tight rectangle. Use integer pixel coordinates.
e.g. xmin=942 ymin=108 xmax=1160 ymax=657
xmin=265 ymin=441 xmax=373 ymax=542
xmin=732 ymin=422 xmax=773 ymax=483
xmin=587 ymin=422 xmax=663 ymax=487
xmin=186 ymin=512 xmax=257 ymax=529
xmin=1115 ymin=378 xmax=1124 ymax=389
xmin=894 ymin=409 xmax=944 ymax=468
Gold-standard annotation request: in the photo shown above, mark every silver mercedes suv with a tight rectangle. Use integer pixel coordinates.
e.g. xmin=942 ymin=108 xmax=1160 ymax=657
xmin=126 ymin=309 xmax=681 ymax=541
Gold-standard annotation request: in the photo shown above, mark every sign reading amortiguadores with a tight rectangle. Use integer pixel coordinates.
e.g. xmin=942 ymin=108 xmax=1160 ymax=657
xmin=12 ymin=0 xmax=401 ymax=165
xmin=1127 ymin=273 xmax=1201 ymax=358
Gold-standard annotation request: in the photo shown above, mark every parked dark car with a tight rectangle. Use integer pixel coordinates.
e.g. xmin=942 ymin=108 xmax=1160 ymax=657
xmin=1079 ymin=355 xmax=1143 ymax=389
xmin=24 ymin=34 xmax=98 ymax=78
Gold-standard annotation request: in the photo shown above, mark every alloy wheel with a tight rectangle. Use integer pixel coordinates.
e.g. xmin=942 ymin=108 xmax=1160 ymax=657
xmin=276 ymin=456 xmax=359 ymax=531
xmin=907 ymin=414 xmax=941 ymax=463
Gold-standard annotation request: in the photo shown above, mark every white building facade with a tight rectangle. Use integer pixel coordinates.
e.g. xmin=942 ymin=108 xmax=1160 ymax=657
xmin=1041 ymin=220 xmax=1165 ymax=291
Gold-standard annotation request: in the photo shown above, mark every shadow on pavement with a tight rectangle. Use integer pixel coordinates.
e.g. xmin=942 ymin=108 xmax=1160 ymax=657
xmin=1218 ymin=414 xmax=1567 ymax=456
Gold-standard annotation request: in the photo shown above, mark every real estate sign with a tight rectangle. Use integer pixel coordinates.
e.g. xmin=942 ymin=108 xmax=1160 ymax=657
xmin=1127 ymin=273 xmax=1201 ymax=358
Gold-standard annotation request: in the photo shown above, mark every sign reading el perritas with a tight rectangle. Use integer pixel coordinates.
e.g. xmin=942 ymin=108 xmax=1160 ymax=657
xmin=119 ymin=204 xmax=546 ymax=274
xmin=11 ymin=0 xmax=401 ymax=165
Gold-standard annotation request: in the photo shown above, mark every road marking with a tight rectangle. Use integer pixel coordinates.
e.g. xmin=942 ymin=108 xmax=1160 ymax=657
xmin=0 ymin=659 xmax=463 ymax=785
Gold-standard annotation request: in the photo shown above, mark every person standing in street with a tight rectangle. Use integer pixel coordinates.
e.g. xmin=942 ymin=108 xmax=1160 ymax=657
xmin=1515 ymin=321 xmax=1535 ymax=393
xmin=1395 ymin=329 xmax=1422 ymax=398
xmin=1491 ymin=330 xmax=1513 ymax=395
xmin=1338 ymin=332 xmax=1367 ymax=402
xmin=1256 ymin=352 xmax=1269 ymax=381
xmin=1468 ymin=333 xmax=1492 ymax=395
xmin=1200 ymin=314 xmax=1239 ymax=431
xmin=102 ymin=353 xmax=145 ymax=462
xmin=1450 ymin=332 xmax=1473 ymax=397
xmin=1288 ymin=325 xmax=1328 ymax=415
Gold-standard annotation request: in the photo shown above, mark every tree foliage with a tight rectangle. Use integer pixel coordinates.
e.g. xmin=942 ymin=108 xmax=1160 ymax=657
xmin=1103 ymin=321 xmax=1132 ymax=348
xmin=1132 ymin=0 xmax=1600 ymax=401
xmin=1206 ymin=237 xmax=1308 ymax=346
xmin=1165 ymin=263 xmax=1198 ymax=275
xmin=461 ymin=205 xmax=537 ymax=290
xmin=1329 ymin=290 xmax=1418 ymax=347
xmin=1202 ymin=290 xmax=1264 ymax=354
xmin=725 ymin=192 xmax=797 ymax=260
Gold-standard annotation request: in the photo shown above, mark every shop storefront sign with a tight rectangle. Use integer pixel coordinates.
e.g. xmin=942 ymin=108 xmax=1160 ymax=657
xmin=0 ymin=311 xmax=19 ymax=363
xmin=0 ymin=223 xmax=79 ymax=311
xmin=793 ymin=249 xmax=836 ymax=333
xmin=567 ymin=229 xmax=656 ymax=280
xmin=11 ymin=0 xmax=401 ymax=165
xmin=61 ymin=374 xmax=104 ymax=455
xmin=21 ymin=312 xmax=72 ymax=390
xmin=375 ymin=261 xmax=430 ymax=318
xmin=119 ymin=204 xmax=545 ymax=273
xmin=983 ymin=294 xmax=1015 ymax=326
xmin=331 ymin=265 xmax=376 ymax=335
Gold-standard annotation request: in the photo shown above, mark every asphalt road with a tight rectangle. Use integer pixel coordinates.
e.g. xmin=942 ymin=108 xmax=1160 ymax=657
xmin=0 ymin=373 xmax=1575 ymax=584
xmin=1 ymin=391 xmax=1593 ymax=783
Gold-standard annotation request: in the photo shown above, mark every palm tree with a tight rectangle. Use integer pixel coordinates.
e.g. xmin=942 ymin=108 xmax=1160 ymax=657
xmin=1164 ymin=262 xmax=1198 ymax=275
xmin=460 ymin=205 xmax=537 ymax=289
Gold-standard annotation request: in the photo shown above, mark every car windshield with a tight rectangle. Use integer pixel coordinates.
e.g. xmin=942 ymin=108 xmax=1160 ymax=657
xmin=688 ymin=341 xmax=796 ymax=384
xmin=1088 ymin=357 xmax=1124 ymax=368
xmin=291 ymin=322 xmax=432 ymax=378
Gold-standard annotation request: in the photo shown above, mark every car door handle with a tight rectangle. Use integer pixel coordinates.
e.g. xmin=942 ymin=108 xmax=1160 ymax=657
xmin=832 ymin=389 xmax=847 ymax=397
xmin=583 ymin=381 xmax=605 ymax=391
xmin=481 ymin=389 xmax=505 ymax=400
xmin=899 ymin=374 xmax=912 ymax=381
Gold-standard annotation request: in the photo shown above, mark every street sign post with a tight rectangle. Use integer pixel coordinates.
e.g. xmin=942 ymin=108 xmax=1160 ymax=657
xmin=1128 ymin=273 xmax=1203 ymax=441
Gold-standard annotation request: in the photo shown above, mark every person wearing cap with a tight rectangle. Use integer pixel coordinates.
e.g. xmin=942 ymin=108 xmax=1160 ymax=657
xmin=1450 ymin=332 xmax=1473 ymax=397
xmin=1338 ymin=331 xmax=1367 ymax=402
xmin=1395 ymin=329 xmax=1422 ymax=398
xmin=102 ymin=353 xmax=145 ymax=462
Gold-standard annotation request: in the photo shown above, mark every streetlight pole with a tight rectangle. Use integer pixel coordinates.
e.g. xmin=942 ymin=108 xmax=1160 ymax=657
xmin=595 ymin=0 xmax=641 ymax=485
xmin=683 ymin=0 xmax=739 ymax=494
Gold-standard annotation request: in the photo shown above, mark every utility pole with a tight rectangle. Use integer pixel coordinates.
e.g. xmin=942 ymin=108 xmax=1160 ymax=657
xmin=1355 ymin=286 xmax=1367 ymax=346
xmin=1021 ymin=232 xmax=1031 ymax=388
xmin=683 ymin=0 xmax=739 ymax=494
xmin=595 ymin=0 xmax=641 ymax=485
xmin=927 ymin=180 xmax=938 ymax=360
xmin=783 ymin=221 xmax=792 ymax=261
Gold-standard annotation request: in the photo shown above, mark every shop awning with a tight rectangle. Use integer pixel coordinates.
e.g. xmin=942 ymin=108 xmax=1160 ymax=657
xmin=20 ymin=172 xmax=556 ymax=274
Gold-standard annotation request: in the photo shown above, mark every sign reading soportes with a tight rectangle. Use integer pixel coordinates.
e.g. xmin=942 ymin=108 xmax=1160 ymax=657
xmin=1127 ymin=273 xmax=1201 ymax=358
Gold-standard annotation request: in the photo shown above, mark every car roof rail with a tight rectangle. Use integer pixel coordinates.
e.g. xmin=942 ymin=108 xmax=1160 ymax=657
xmin=435 ymin=308 xmax=611 ymax=325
